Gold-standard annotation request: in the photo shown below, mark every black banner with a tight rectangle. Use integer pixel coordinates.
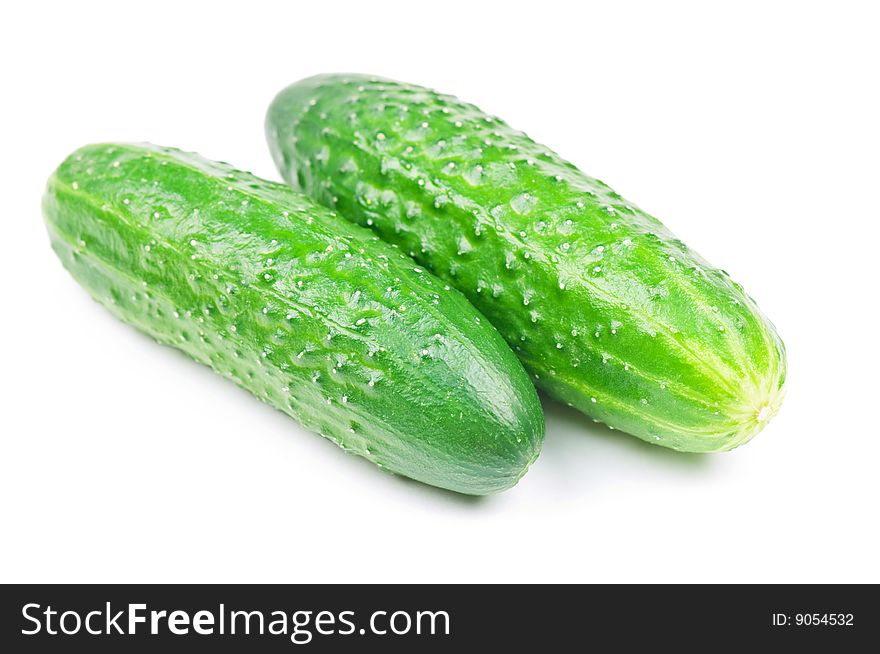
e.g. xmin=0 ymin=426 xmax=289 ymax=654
xmin=1 ymin=584 xmax=875 ymax=651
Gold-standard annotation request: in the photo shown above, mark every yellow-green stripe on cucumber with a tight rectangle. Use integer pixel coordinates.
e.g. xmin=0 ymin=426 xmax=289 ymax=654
xmin=43 ymin=143 xmax=543 ymax=494
xmin=267 ymin=74 xmax=786 ymax=452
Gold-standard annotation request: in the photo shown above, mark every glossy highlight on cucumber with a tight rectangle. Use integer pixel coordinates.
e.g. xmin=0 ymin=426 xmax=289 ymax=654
xmin=43 ymin=143 xmax=544 ymax=494
xmin=267 ymin=74 xmax=786 ymax=452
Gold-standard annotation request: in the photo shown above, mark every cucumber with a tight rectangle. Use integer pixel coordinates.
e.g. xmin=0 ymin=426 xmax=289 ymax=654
xmin=266 ymin=74 xmax=786 ymax=452
xmin=43 ymin=143 xmax=543 ymax=494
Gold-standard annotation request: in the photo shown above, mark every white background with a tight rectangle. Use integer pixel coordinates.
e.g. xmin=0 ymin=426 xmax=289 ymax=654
xmin=2 ymin=1 xmax=878 ymax=583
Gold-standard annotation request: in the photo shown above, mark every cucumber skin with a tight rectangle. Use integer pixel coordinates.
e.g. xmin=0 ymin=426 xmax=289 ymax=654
xmin=43 ymin=143 xmax=543 ymax=495
xmin=267 ymin=74 xmax=787 ymax=452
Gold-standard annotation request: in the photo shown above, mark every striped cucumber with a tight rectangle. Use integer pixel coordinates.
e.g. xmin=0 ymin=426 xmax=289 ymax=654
xmin=266 ymin=74 xmax=786 ymax=452
xmin=43 ymin=143 xmax=543 ymax=494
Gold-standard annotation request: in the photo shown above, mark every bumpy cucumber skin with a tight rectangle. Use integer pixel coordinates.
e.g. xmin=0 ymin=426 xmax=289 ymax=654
xmin=267 ymin=74 xmax=787 ymax=452
xmin=43 ymin=143 xmax=543 ymax=494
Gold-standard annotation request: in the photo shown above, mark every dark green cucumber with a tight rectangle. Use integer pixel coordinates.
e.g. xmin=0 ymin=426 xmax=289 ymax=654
xmin=43 ymin=143 xmax=543 ymax=494
xmin=267 ymin=74 xmax=787 ymax=452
